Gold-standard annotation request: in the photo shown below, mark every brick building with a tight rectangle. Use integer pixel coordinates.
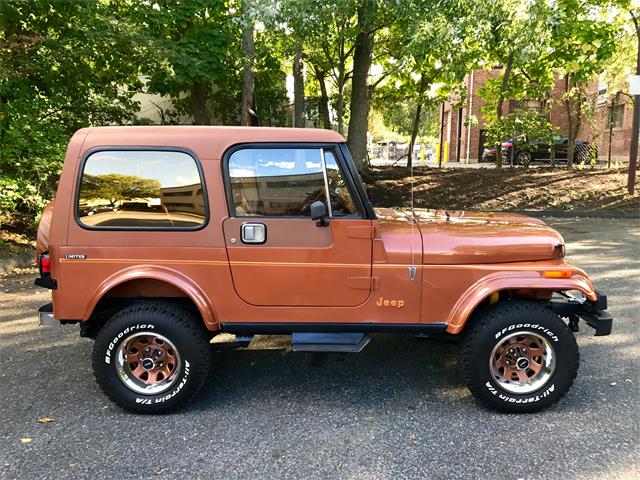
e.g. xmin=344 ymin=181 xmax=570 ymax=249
xmin=440 ymin=69 xmax=633 ymax=164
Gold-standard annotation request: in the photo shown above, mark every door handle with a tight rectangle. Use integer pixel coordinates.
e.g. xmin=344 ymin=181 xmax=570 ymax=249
xmin=241 ymin=222 xmax=266 ymax=244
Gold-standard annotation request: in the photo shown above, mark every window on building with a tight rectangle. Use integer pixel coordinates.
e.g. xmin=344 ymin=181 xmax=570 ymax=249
xmin=78 ymin=150 xmax=207 ymax=229
xmin=509 ymin=99 xmax=546 ymax=115
xmin=608 ymin=104 xmax=625 ymax=129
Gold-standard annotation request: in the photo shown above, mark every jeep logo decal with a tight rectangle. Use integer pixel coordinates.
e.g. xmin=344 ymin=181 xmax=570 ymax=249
xmin=376 ymin=297 xmax=405 ymax=308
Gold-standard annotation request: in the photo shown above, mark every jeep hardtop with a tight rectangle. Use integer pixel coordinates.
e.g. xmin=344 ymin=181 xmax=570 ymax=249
xmin=35 ymin=126 xmax=612 ymax=413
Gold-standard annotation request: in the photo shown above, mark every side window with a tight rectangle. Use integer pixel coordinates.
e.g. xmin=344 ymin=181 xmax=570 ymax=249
xmin=324 ymin=150 xmax=358 ymax=216
xmin=228 ymin=148 xmax=327 ymax=216
xmin=77 ymin=150 xmax=207 ymax=229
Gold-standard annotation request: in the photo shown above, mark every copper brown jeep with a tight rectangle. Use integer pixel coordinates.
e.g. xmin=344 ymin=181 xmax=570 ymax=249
xmin=35 ymin=126 xmax=612 ymax=413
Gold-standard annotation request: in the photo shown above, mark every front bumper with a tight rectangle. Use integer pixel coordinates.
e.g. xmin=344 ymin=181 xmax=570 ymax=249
xmin=550 ymin=291 xmax=612 ymax=336
xmin=38 ymin=303 xmax=60 ymax=326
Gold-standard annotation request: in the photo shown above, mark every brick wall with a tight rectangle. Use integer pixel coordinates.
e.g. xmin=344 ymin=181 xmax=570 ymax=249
xmin=441 ymin=69 xmax=633 ymax=164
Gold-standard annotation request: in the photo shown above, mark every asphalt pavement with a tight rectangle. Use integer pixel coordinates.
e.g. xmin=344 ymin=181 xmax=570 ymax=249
xmin=0 ymin=217 xmax=638 ymax=480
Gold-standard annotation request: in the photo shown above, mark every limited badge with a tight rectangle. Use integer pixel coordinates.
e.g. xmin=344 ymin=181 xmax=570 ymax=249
xmin=64 ymin=254 xmax=86 ymax=260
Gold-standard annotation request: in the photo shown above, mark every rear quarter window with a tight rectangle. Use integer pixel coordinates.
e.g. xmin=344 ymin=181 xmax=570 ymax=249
xmin=77 ymin=150 xmax=207 ymax=229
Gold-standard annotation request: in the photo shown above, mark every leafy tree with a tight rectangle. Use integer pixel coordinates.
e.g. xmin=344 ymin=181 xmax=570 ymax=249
xmin=81 ymin=174 xmax=161 ymax=206
xmin=278 ymin=0 xmax=359 ymax=132
xmin=375 ymin=0 xmax=480 ymax=168
xmin=548 ymin=0 xmax=621 ymax=166
xmin=0 ymin=0 xmax=142 ymax=232
xmin=476 ymin=0 xmax=556 ymax=168
xmin=127 ymin=0 xmax=239 ymax=125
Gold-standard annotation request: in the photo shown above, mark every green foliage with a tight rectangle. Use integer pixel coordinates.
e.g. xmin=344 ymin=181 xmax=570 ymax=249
xmin=0 ymin=0 xmax=143 ymax=231
xmin=81 ymin=174 xmax=161 ymax=206
xmin=0 ymin=0 xmax=633 ymax=233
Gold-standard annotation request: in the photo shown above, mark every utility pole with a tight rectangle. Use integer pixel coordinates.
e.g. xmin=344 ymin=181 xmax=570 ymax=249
xmin=628 ymin=10 xmax=640 ymax=195
xmin=629 ymin=93 xmax=639 ymax=195
xmin=438 ymin=102 xmax=445 ymax=168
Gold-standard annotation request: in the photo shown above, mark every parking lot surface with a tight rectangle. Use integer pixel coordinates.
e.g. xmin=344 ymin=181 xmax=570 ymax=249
xmin=1 ymin=217 xmax=638 ymax=480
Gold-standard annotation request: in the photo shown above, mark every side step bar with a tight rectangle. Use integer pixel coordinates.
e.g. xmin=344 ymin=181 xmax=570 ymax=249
xmin=291 ymin=332 xmax=371 ymax=353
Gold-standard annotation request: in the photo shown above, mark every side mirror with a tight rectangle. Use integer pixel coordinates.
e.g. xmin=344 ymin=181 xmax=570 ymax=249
xmin=310 ymin=200 xmax=329 ymax=227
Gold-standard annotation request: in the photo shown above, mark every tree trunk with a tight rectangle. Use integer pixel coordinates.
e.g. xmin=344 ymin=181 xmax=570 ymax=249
xmin=408 ymin=75 xmax=427 ymax=170
xmin=347 ymin=0 xmax=376 ymax=171
xmin=336 ymin=79 xmax=345 ymax=134
xmin=240 ymin=3 xmax=257 ymax=126
xmin=494 ymin=51 xmax=514 ymax=169
xmin=293 ymin=47 xmax=305 ymax=128
xmin=191 ymin=83 xmax=210 ymax=125
xmin=315 ymin=67 xmax=331 ymax=129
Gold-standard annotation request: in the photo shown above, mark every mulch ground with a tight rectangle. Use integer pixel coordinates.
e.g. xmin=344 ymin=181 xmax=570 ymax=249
xmin=365 ymin=166 xmax=640 ymax=213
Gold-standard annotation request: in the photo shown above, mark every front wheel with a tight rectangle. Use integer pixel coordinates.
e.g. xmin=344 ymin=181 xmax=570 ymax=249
xmin=460 ymin=300 xmax=579 ymax=413
xmin=92 ymin=301 xmax=212 ymax=413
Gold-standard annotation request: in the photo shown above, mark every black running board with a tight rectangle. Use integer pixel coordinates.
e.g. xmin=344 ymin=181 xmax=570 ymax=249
xmin=220 ymin=322 xmax=448 ymax=335
xmin=291 ymin=332 xmax=371 ymax=353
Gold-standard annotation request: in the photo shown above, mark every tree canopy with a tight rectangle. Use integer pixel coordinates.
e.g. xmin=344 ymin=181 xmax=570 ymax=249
xmin=0 ymin=0 xmax=635 ymax=231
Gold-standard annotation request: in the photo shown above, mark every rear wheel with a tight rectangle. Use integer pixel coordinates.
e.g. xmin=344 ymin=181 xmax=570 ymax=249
xmin=92 ymin=301 xmax=212 ymax=413
xmin=460 ymin=300 xmax=579 ymax=413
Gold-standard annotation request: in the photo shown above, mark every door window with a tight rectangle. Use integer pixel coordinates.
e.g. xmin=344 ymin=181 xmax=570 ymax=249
xmin=324 ymin=150 xmax=358 ymax=216
xmin=227 ymin=147 xmax=358 ymax=218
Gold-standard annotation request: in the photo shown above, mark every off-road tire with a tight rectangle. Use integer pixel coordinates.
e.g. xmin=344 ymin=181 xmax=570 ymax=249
xmin=460 ymin=300 xmax=579 ymax=413
xmin=92 ymin=301 xmax=212 ymax=414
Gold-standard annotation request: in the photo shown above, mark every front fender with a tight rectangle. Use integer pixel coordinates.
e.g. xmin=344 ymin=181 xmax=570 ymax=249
xmin=83 ymin=265 xmax=218 ymax=330
xmin=446 ymin=267 xmax=596 ymax=334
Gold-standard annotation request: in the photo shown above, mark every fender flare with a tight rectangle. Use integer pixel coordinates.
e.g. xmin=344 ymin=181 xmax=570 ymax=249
xmin=446 ymin=269 xmax=596 ymax=334
xmin=83 ymin=265 xmax=219 ymax=330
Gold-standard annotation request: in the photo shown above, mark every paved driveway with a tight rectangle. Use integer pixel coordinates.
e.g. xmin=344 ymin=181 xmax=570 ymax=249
xmin=1 ymin=218 xmax=638 ymax=480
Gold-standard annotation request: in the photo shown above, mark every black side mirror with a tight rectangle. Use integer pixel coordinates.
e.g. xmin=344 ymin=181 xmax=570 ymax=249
xmin=310 ymin=200 xmax=329 ymax=227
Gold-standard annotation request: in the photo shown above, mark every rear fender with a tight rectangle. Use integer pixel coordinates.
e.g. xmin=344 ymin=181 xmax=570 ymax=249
xmin=446 ymin=269 xmax=596 ymax=334
xmin=84 ymin=265 xmax=218 ymax=330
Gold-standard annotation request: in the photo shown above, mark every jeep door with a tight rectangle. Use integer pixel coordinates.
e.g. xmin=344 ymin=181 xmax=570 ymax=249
xmin=222 ymin=145 xmax=373 ymax=307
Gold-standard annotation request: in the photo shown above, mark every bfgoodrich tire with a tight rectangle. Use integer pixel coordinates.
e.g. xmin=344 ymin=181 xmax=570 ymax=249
xmin=460 ymin=300 xmax=579 ymax=413
xmin=92 ymin=302 xmax=212 ymax=414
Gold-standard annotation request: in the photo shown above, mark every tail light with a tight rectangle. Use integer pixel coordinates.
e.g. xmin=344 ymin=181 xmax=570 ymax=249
xmin=39 ymin=253 xmax=51 ymax=276
xmin=502 ymin=142 xmax=513 ymax=148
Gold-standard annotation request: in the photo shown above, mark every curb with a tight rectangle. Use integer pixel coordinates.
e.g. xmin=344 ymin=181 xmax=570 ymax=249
xmin=513 ymin=210 xmax=640 ymax=219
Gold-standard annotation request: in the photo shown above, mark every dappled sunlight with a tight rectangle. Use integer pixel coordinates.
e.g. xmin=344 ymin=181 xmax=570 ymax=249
xmin=590 ymin=270 xmax=640 ymax=284
xmin=0 ymin=315 xmax=39 ymax=336
xmin=248 ymin=335 xmax=290 ymax=350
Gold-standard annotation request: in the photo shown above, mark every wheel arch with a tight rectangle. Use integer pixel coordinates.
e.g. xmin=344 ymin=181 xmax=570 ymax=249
xmin=83 ymin=265 xmax=219 ymax=330
xmin=446 ymin=269 xmax=596 ymax=335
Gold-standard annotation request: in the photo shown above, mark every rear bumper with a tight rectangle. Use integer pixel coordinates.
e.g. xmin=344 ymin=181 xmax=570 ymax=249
xmin=38 ymin=303 xmax=60 ymax=327
xmin=550 ymin=291 xmax=612 ymax=336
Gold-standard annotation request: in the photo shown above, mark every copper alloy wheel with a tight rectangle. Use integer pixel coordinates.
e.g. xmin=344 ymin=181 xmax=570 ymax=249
xmin=489 ymin=331 xmax=556 ymax=395
xmin=115 ymin=333 xmax=182 ymax=395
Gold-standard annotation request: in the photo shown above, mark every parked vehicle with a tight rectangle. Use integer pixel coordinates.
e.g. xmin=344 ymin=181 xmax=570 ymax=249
xmin=36 ymin=126 xmax=611 ymax=414
xmin=481 ymin=146 xmax=497 ymax=162
xmin=484 ymin=135 xmax=596 ymax=166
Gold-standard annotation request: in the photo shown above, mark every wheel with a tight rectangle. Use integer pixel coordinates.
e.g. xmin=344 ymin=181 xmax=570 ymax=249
xmin=92 ymin=301 xmax=212 ymax=413
xmin=460 ymin=300 xmax=579 ymax=413
xmin=515 ymin=150 xmax=533 ymax=167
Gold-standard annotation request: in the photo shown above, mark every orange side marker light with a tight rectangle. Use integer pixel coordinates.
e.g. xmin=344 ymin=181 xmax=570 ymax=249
xmin=543 ymin=271 xmax=573 ymax=278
